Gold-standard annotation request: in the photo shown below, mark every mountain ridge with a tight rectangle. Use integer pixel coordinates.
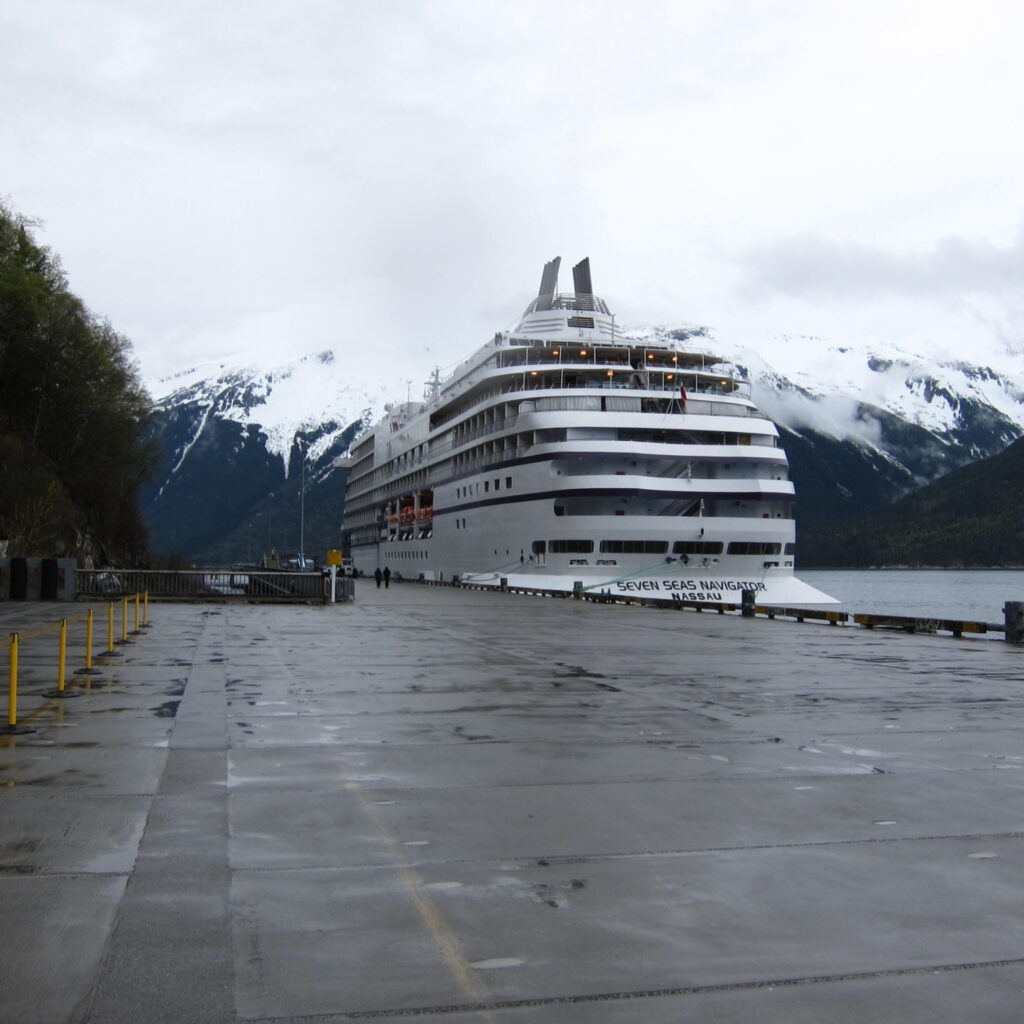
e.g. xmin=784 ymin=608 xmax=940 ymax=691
xmin=140 ymin=329 xmax=1024 ymax=565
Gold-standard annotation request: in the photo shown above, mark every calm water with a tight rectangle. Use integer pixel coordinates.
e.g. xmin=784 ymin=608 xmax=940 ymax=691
xmin=799 ymin=569 xmax=1024 ymax=624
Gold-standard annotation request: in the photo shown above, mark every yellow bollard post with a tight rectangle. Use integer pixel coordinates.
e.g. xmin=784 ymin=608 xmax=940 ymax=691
xmin=76 ymin=608 xmax=102 ymax=676
xmin=3 ymin=633 xmax=33 ymax=734
xmin=7 ymin=633 xmax=16 ymax=727
xmin=45 ymin=619 xmax=79 ymax=699
xmin=143 ymin=590 xmax=150 ymax=628
xmin=103 ymin=601 xmax=122 ymax=658
xmin=58 ymin=619 xmax=67 ymax=691
xmin=86 ymin=609 xmax=93 ymax=670
xmin=133 ymin=593 xmax=140 ymax=634
xmin=107 ymin=598 xmax=120 ymax=655
xmin=118 ymin=596 xmax=134 ymax=647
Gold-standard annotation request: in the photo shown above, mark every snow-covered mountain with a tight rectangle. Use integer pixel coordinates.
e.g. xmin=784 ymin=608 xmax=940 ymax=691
xmin=140 ymin=331 xmax=1024 ymax=563
xmin=636 ymin=324 xmax=1024 ymax=458
xmin=141 ymin=352 xmax=389 ymax=562
xmin=738 ymin=335 xmax=1024 ymax=458
xmin=148 ymin=350 xmax=390 ymax=478
xmin=739 ymin=334 xmax=1024 ymax=531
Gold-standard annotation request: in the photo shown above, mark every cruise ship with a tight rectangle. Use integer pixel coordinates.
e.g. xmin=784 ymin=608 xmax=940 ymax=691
xmin=341 ymin=258 xmax=836 ymax=606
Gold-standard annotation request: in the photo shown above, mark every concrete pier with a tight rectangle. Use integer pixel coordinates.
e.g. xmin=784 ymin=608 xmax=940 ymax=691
xmin=2 ymin=585 xmax=1023 ymax=1022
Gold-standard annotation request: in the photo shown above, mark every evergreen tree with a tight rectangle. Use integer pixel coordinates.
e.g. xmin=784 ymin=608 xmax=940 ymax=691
xmin=0 ymin=200 xmax=158 ymax=562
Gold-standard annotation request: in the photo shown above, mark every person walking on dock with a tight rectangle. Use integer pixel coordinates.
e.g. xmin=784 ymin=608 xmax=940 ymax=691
xmin=383 ymin=566 xmax=391 ymax=588
xmin=374 ymin=567 xmax=383 ymax=589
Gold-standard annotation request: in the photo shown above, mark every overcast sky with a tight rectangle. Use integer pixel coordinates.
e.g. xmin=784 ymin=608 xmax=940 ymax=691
xmin=4 ymin=0 xmax=1024 ymax=396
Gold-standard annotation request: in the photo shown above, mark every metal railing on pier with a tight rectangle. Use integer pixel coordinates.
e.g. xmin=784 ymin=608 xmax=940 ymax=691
xmin=76 ymin=569 xmax=351 ymax=604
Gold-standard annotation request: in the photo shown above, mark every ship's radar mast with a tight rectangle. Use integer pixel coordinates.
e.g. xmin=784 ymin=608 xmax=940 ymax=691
xmin=425 ymin=366 xmax=442 ymax=402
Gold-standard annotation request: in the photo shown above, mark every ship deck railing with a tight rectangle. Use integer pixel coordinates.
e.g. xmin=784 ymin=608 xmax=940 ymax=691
xmin=427 ymin=401 xmax=768 ymax=455
xmin=510 ymin=378 xmax=753 ymax=399
xmin=428 ymin=381 xmax=763 ymax=432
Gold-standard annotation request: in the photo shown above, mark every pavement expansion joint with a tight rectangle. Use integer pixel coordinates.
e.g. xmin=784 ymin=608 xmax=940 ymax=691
xmin=248 ymin=955 xmax=1024 ymax=1021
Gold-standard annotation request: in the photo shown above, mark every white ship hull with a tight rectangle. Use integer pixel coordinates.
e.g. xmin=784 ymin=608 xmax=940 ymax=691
xmin=342 ymin=257 xmax=836 ymax=606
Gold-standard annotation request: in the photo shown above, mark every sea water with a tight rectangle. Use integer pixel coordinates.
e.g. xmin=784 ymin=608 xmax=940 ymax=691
xmin=799 ymin=569 xmax=1024 ymax=625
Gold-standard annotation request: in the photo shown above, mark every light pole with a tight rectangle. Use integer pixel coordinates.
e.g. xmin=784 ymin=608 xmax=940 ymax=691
xmin=299 ymin=440 xmax=306 ymax=564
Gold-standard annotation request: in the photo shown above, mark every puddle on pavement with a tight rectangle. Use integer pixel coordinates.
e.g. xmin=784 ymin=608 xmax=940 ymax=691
xmin=554 ymin=663 xmax=606 ymax=679
xmin=0 ymin=838 xmax=42 ymax=872
xmin=3 ymin=769 xmax=100 ymax=788
xmin=453 ymin=726 xmax=494 ymax=741
xmin=0 ymin=862 xmax=40 ymax=875
xmin=471 ymin=957 xmax=525 ymax=970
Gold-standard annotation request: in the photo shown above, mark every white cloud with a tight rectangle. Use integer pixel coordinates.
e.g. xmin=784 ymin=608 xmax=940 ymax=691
xmin=4 ymin=0 xmax=1024 ymax=394
xmin=734 ymin=230 xmax=1024 ymax=300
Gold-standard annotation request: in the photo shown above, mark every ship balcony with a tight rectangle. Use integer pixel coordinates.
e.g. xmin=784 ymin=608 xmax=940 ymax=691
xmin=427 ymin=378 xmax=763 ymax=434
xmin=530 ymin=440 xmax=784 ymax=465
xmin=540 ymin=512 xmax=794 ymax=548
xmin=495 ymin=365 xmax=753 ymax=400
xmin=493 ymin=337 xmax=732 ymax=375
xmin=548 ymin=477 xmax=794 ymax=512
xmin=428 ymin=404 xmax=772 ymax=461
xmin=564 ymin=452 xmax=788 ymax=479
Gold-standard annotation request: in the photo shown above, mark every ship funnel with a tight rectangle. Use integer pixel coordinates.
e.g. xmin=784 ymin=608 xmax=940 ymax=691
xmin=535 ymin=256 xmax=561 ymax=311
xmin=572 ymin=258 xmax=594 ymax=311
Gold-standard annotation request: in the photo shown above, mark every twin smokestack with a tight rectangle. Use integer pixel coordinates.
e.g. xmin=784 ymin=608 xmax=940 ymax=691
xmin=534 ymin=256 xmax=594 ymax=312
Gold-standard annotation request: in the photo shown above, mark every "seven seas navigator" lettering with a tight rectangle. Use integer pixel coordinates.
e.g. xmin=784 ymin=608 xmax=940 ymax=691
xmin=614 ymin=579 xmax=767 ymax=600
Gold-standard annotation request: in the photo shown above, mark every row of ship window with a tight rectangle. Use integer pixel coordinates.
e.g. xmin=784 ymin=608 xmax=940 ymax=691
xmin=532 ymin=540 xmax=795 ymax=556
xmin=456 ymin=477 xmax=513 ymax=498
xmin=396 ymin=528 xmax=793 ymax=557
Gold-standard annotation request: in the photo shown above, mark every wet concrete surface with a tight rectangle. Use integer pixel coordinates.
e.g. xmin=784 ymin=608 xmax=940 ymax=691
xmin=2 ymin=586 xmax=1024 ymax=1022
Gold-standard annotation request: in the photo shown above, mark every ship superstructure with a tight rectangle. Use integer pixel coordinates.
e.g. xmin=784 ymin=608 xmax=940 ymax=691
xmin=342 ymin=257 xmax=835 ymax=605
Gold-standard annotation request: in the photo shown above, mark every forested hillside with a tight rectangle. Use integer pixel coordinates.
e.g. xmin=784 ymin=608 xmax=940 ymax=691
xmin=0 ymin=201 xmax=157 ymax=564
xmin=797 ymin=436 xmax=1024 ymax=567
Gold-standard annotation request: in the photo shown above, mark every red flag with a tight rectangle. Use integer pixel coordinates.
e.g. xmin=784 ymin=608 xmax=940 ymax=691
xmin=679 ymin=384 xmax=687 ymax=407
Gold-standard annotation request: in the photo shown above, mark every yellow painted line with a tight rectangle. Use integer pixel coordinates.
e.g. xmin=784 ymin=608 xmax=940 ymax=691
xmin=13 ymin=610 xmax=93 ymax=643
xmin=0 ymin=679 xmax=99 ymax=743
xmin=345 ymin=781 xmax=499 ymax=1021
